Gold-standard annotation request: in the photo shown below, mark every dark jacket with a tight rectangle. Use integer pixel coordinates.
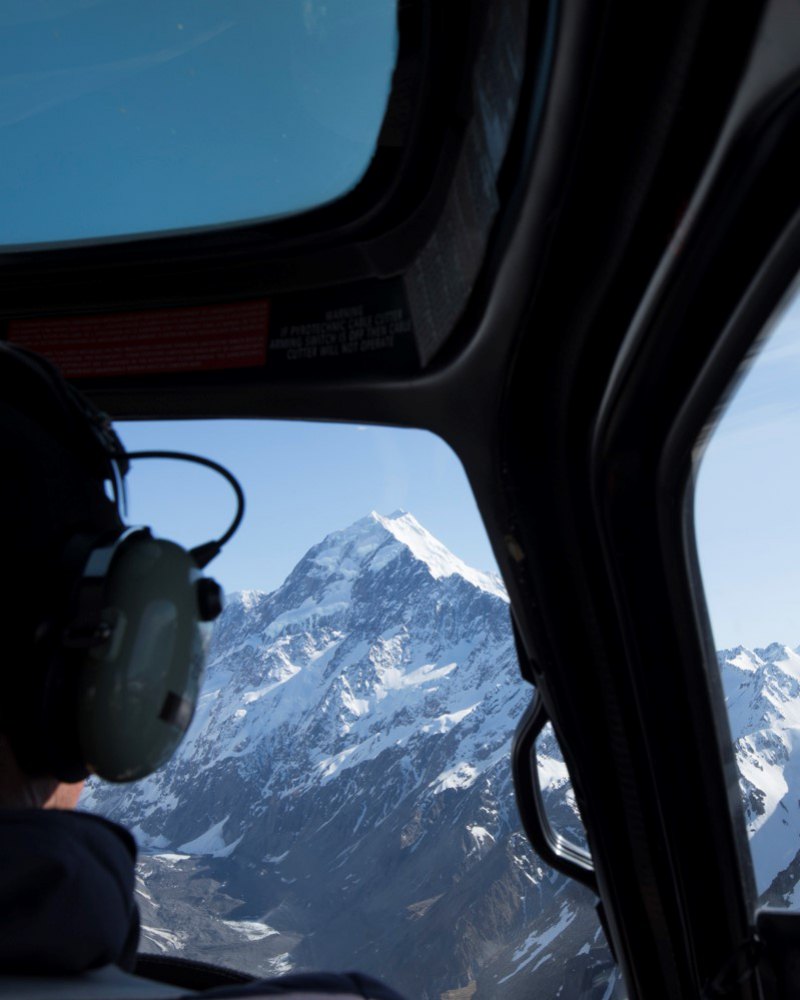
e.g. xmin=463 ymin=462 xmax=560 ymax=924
xmin=0 ymin=809 xmax=139 ymax=975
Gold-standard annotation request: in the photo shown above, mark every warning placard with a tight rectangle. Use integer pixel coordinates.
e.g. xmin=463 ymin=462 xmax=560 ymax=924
xmin=7 ymin=300 xmax=269 ymax=378
xmin=268 ymin=279 xmax=418 ymax=375
xmin=271 ymin=304 xmax=408 ymax=361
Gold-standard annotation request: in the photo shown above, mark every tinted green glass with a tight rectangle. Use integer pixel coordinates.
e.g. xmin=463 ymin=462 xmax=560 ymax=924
xmin=0 ymin=1 xmax=397 ymax=246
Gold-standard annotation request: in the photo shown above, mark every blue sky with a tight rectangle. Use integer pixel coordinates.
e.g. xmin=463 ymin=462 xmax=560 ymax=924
xmin=115 ymin=280 xmax=800 ymax=652
xmin=118 ymin=420 xmax=499 ymax=600
xmin=0 ymin=0 xmax=396 ymax=245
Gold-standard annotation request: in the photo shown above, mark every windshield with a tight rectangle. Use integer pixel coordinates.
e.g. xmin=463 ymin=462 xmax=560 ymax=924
xmin=81 ymin=419 xmax=623 ymax=998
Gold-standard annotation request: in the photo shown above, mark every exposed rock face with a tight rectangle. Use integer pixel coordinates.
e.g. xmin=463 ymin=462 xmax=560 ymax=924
xmin=80 ymin=512 xmax=617 ymax=997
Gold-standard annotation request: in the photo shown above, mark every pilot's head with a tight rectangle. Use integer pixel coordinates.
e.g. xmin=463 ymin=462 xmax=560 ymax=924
xmin=0 ymin=343 xmax=225 ymax=808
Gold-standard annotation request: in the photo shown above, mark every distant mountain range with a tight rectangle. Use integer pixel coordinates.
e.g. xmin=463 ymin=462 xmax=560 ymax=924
xmin=84 ymin=511 xmax=794 ymax=998
xmin=718 ymin=643 xmax=800 ymax=902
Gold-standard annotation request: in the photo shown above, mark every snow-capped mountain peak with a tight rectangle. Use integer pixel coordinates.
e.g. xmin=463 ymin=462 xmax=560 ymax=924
xmin=371 ymin=510 xmax=507 ymax=600
xmin=304 ymin=509 xmax=506 ymax=601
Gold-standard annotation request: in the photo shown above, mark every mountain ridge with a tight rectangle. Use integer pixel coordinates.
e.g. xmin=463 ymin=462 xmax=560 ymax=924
xmin=84 ymin=510 xmax=800 ymax=997
xmin=83 ymin=510 xmax=613 ymax=996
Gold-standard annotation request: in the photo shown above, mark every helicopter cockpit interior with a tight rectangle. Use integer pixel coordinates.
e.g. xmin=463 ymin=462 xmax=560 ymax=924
xmin=2 ymin=1 xmax=800 ymax=997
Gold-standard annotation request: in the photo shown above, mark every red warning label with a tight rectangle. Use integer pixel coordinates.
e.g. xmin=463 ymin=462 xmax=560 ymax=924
xmin=8 ymin=300 xmax=269 ymax=378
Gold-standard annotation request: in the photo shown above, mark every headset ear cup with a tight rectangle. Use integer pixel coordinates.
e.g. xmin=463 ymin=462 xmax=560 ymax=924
xmin=15 ymin=531 xmax=208 ymax=784
xmin=75 ymin=533 xmax=206 ymax=782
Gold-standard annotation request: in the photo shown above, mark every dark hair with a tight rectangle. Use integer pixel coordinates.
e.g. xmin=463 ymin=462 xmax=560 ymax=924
xmin=0 ymin=386 xmax=121 ymax=759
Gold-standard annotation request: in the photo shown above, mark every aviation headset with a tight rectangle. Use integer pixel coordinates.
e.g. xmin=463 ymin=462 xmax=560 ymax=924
xmin=0 ymin=342 xmax=243 ymax=784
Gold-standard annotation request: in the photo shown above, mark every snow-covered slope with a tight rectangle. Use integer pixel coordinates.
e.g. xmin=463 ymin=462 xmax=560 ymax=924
xmin=81 ymin=510 xmax=800 ymax=994
xmin=84 ymin=512 xmax=523 ymax=841
xmin=79 ymin=512 xmax=615 ymax=997
xmin=719 ymin=643 xmax=800 ymax=897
